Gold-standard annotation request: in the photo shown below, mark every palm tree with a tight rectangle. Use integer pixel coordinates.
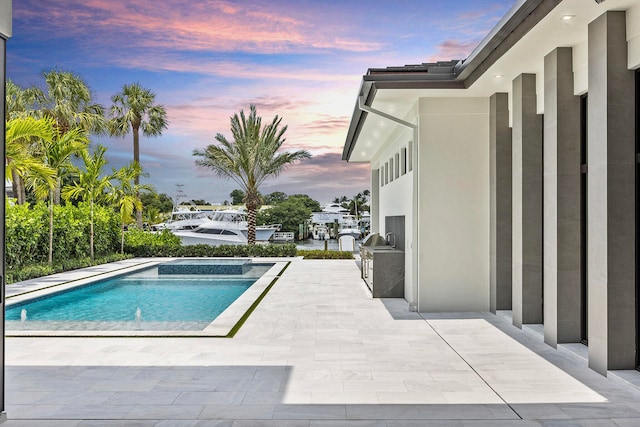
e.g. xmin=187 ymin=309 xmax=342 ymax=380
xmin=5 ymin=117 xmax=56 ymax=204
xmin=62 ymin=145 xmax=112 ymax=260
xmin=109 ymin=82 xmax=168 ymax=228
xmin=6 ymin=80 xmax=42 ymax=202
xmin=37 ymin=69 xmax=107 ymax=136
xmin=193 ymin=104 xmax=311 ymax=244
xmin=110 ymin=161 xmax=151 ymax=253
xmin=33 ymin=126 xmax=89 ymax=264
xmin=34 ymin=70 xmax=107 ymax=204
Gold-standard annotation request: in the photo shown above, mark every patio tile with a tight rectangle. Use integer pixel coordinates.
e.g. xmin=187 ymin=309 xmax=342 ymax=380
xmin=5 ymin=259 xmax=640 ymax=425
xmin=200 ymin=404 xmax=275 ymax=420
xmin=273 ymin=404 xmax=347 ymax=420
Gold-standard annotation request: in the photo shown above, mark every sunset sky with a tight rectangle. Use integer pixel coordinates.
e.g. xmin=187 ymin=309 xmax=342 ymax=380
xmin=7 ymin=0 xmax=514 ymax=204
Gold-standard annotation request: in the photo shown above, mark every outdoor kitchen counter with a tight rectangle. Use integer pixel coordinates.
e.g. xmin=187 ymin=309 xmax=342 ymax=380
xmin=360 ymin=246 xmax=405 ymax=298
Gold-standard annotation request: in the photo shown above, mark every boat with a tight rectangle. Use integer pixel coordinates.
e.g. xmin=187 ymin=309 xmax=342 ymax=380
xmin=173 ymin=209 xmax=280 ymax=246
xmin=312 ymin=224 xmax=330 ymax=240
xmin=163 ymin=205 xmax=212 ymax=231
xmin=338 ymin=214 xmax=361 ymax=239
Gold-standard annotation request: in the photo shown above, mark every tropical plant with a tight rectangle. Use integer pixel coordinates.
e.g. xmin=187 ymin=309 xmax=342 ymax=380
xmin=5 ymin=117 xmax=56 ymax=205
xmin=62 ymin=145 xmax=113 ymax=260
xmin=36 ymin=69 xmax=107 ymax=136
xmin=6 ymin=80 xmax=42 ymax=203
xmin=32 ymin=70 xmax=107 ymax=204
xmin=5 ymin=79 xmax=39 ymax=121
xmin=193 ymin=104 xmax=311 ymax=244
xmin=31 ymin=125 xmax=89 ymax=264
xmin=5 ymin=200 xmax=120 ymax=269
xmin=109 ymin=82 xmax=168 ymax=228
xmin=333 ymin=190 xmax=370 ymax=216
xmin=110 ymin=161 xmax=152 ymax=253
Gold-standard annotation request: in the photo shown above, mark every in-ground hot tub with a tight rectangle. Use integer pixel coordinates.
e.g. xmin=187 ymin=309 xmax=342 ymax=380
xmin=158 ymin=258 xmax=252 ymax=275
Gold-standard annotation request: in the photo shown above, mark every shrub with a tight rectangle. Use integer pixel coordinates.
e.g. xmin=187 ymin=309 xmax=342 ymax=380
xmin=123 ymin=229 xmax=181 ymax=257
xmin=297 ymin=249 xmax=354 ymax=259
xmin=122 ymin=231 xmax=297 ymax=258
xmin=5 ymin=200 xmax=121 ymax=267
xmin=6 ymin=253 xmax=133 ymax=284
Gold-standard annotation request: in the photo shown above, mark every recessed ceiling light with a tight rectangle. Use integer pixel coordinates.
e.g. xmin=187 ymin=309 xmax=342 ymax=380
xmin=562 ymin=14 xmax=575 ymax=20
xmin=494 ymin=74 xmax=504 ymax=79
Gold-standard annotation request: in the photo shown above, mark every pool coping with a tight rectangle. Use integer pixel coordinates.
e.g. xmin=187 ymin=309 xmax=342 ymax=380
xmin=5 ymin=257 xmax=290 ymax=338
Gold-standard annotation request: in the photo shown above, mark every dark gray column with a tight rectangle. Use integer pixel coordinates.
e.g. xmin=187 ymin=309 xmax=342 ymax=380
xmin=490 ymin=93 xmax=512 ymax=313
xmin=512 ymin=73 xmax=543 ymax=328
xmin=0 ymin=0 xmax=11 ymax=418
xmin=587 ymin=11 xmax=636 ymax=375
xmin=543 ymin=47 xmax=582 ymax=348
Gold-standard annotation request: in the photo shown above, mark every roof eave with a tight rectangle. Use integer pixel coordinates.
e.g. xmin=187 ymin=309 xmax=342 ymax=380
xmin=343 ymin=0 xmax=562 ymax=162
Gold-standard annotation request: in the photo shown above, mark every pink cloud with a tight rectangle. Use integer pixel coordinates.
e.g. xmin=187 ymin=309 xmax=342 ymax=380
xmin=16 ymin=0 xmax=384 ymax=55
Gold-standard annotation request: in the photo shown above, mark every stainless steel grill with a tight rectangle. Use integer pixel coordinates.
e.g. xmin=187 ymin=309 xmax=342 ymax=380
xmin=360 ymin=233 xmax=387 ymax=247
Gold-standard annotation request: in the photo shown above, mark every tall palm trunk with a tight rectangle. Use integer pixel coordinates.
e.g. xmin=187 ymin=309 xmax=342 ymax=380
xmin=90 ymin=198 xmax=95 ymax=260
xmin=247 ymin=208 xmax=257 ymax=245
xmin=10 ymin=170 xmax=24 ymax=204
xmin=245 ymin=191 xmax=260 ymax=245
xmin=17 ymin=177 xmax=26 ymax=205
xmin=132 ymin=122 xmax=143 ymax=229
xmin=48 ymin=190 xmax=54 ymax=265
xmin=121 ymin=221 xmax=125 ymax=254
xmin=54 ymin=177 xmax=62 ymax=205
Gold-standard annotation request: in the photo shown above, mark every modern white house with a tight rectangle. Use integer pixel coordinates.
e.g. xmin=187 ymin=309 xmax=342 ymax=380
xmin=343 ymin=0 xmax=640 ymax=375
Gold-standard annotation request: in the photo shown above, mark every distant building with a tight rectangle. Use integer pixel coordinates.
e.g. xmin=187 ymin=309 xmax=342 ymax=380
xmin=343 ymin=0 xmax=640 ymax=375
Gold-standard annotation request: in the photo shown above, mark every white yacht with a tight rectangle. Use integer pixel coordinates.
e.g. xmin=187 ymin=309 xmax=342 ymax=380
xmin=312 ymin=224 xmax=330 ymax=240
xmin=163 ymin=206 xmax=212 ymax=231
xmin=173 ymin=210 xmax=280 ymax=246
xmin=338 ymin=214 xmax=361 ymax=239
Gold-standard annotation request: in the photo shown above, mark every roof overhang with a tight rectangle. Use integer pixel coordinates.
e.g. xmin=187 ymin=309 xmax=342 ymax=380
xmin=0 ymin=0 xmax=12 ymax=39
xmin=343 ymin=0 xmax=638 ymax=163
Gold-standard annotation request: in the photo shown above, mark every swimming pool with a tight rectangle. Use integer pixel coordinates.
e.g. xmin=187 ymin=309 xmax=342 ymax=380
xmin=5 ymin=258 xmax=286 ymax=336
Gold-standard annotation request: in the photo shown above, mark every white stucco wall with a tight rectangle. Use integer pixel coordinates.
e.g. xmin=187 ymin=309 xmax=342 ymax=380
xmin=628 ymin=3 xmax=640 ymax=69
xmin=573 ymin=40 xmax=588 ymax=95
xmin=374 ymin=125 xmax=416 ymax=305
xmin=416 ymin=97 xmax=490 ymax=312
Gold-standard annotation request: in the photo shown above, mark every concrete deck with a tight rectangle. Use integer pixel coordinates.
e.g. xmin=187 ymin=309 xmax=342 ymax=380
xmin=4 ymin=258 xmax=640 ymax=426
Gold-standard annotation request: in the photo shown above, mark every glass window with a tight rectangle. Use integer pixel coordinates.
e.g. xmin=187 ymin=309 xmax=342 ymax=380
xmin=401 ymin=147 xmax=407 ymax=175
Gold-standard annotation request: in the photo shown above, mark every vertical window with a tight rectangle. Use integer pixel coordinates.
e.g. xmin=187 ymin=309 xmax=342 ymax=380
xmin=635 ymin=70 xmax=640 ymax=366
xmin=380 ymin=166 xmax=385 ymax=187
xmin=401 ymin=147 xmax=407 ymax=175
xmin=408 ymin=141 xmax=414 ymax=172
xmin=580 ymin=94 xmax=588 ymax=345
xmin=385 ymin=162 xmax=389 ymax=184
xmin=395 ymin=153 xmax=400 ymax=179
xmin=389 ymin=158 xmax=394 ymax=182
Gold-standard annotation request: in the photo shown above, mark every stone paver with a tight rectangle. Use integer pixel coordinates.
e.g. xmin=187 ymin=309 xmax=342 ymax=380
xmin=4 ymin=258 xmax=640 ymax=425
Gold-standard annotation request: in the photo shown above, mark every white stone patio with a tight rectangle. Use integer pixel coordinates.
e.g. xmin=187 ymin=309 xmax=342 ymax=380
xmin=4 ymin=258 xmax=640 ymax=426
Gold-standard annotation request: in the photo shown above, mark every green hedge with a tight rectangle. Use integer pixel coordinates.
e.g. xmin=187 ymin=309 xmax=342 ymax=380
xmin=6 ymin=253 xmax=133 ymax=284
xmin=6 ymin=200 xmax=120 ymax=267
xmin=297 ymin=249 xmax=354 ymax=259
xmin=123 ymin=229 xmax=297 ymax=257
xmin=123 ymin=228 xmax=182 ymax=256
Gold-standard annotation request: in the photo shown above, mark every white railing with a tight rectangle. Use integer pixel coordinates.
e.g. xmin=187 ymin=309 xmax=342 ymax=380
xmin=272 ymin=232 xmax=295 ymax=242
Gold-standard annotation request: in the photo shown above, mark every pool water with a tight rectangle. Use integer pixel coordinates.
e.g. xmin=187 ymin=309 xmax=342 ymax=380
xmin=6 ymin=261 xmax=274 ymax=331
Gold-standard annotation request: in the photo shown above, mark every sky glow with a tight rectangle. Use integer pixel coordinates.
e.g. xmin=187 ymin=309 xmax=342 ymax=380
xmin=8 ymin=0 xmax=514 ymax=204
